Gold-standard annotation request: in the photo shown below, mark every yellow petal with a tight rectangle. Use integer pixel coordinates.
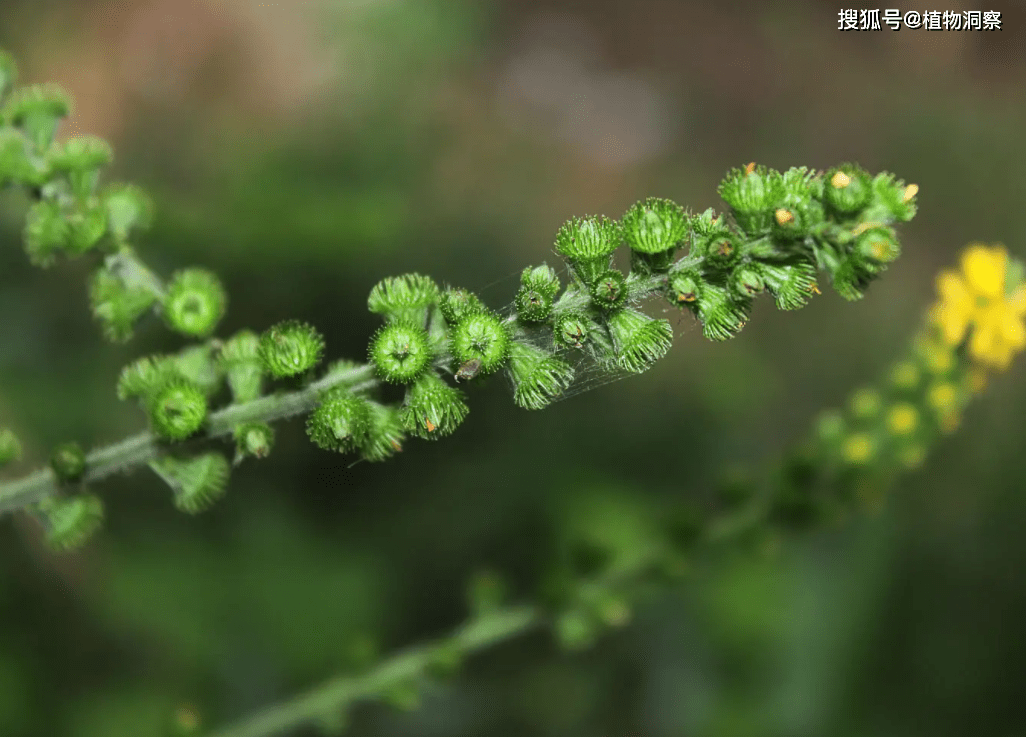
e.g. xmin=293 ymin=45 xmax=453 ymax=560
xmin=969 ymin=321 xmax=1000 ymax=363
xmin=931 ymin=302 xmax=969 ymax=345
xmin=936 ymin=270 xmax=973 ymax=308
xmin=960 ymin=244 xmax=1007 ymax=299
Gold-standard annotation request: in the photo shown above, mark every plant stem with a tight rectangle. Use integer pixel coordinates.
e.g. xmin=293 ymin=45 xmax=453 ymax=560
xmin=207 ymin=605 xmax=543 ymax=737
xmin=0 ymin=364 xmax=378 ymax=514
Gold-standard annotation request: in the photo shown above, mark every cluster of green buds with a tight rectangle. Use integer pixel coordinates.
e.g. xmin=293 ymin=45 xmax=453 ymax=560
xmin=342 ymin=162 xmax=918 ymax=452
xmin=0 ymin=50 xmax=226 ymax=342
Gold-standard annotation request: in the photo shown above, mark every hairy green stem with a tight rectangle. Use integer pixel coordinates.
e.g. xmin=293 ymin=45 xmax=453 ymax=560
xmin=0 ymin=364 xmax=377 ymax=514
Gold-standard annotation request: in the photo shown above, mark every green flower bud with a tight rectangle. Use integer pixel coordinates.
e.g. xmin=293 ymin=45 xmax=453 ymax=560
xmin=48 ymin=135 xmax=112 ymax=172
xmin=507 ymin=341 xmax=575 ymax=410
xmin=65 ymin=199 xmax=108 ymax=255
xmin=668 ymin=267 xmax=702 ymax=304
xmin=88 ymin=264 xmax=158 ymax=342
xmin=102 ymin=183 xmax=153 ymax=242
xmin=829 ymin=255 xmax=873 ymax=301
xmin=358 ymin=402 xmax=406 ymax=462
xmin=1 ymin=83 xmax=72 ymax=151
xmin=148 ymin=379 xmax=208 ymax=441
xmin=717 ymin=163 xmax=783 ymax=235
xmin=770 ymin=167 xmax=824 ymax=239
xmin=233 ymin=422 xmax=274 ymax=462
xmin=731 ymin=264 xmax=765 ymax=298
xmin=369 ymin=320 xmax=432 ymax=384
xmin=167 ymin=345 xmax=222 ymax=398
xmin=622 ymin=197 xmax=688 ymax=254
xmin=48 ymin=135 xmax=112 ymax=200
xmin=759 ymin=261 xmax=819 ymax=310
xmin=864 ymin=172 xmax=917 ymax=223
xmin=163 ymin=269 xmax=227 ymax=338
xmin=50 ymin=441 xmax=86 ymax=483
xmin=35 ymin=493 xmax=103 ymax=550
xmin=367 ymin=273 xmax=438 ymax=323
xmin=706 ymin=232 xmax=744 ymax=264
xmin=149 ymin=453 xmax=230 ymax=514
xmin=23 ymin=199 xmax=69 ymax=267
xmin=0 ymin=49 xmax=16 ymax=100
xmin=855 ymin=225 xmax=900 ymax=266
xmin=259 ymin=320 xmax=325 ymax=378
xmin=218 ymin=330 xmax=264 ymax=402
xmin=399 ymin=372 xmax=469 ymax=439
xmin=553 ymin=312 xmax=591 ymax=350
xmin=554 ymin=215 xmax=622 ymax=261
xmin=521 ymin=264 xmax=561 ymax=298
xmin=606 ymin=308 xmax=673 ymax=373
xmin=514 ymin=286 xmax=552 ymax=323
xmin=824 ymin=164 xmax=872 ymax=215
xmin=588 ymin=269 xmax=628 ymax=311
xmin=437 ymin=287 xmax=485 ymax=325
xmin=0 ymin=128 xmax=39 ymax=186
xmin=449 ymin=312 xmax=510 ymax=376
xmin=692 ymin=282 xmax=750 ymax=341
xmin=116 ymin=356 xmax=169 ymax=401
xmin=0 ymin=428 xmax=22 ymax=468
xmin=306 ymin=388 xmax=372 ymax=454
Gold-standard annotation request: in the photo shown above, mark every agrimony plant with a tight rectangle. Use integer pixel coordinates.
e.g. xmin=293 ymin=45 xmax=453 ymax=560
xmin=0 ymin=44 xmax=919 ymax=548
xmin=2 ymin=43 xmax=1022 ymax=737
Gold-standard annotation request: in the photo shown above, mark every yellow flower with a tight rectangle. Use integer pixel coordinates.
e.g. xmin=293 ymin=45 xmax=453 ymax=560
xmin=931 ymin=243 xmax=1026 ymax=370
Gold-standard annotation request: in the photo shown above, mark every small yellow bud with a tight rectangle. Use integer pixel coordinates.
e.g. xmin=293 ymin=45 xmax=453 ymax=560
xmin=927 ymin=382 xmax=958 ymax=413
xmin=886 ymin=403 xmax=919 ymax=436
xmin=830 ymin=170 xmax=851 ymax=189
xmin=902 ymin=183 xmax=919 ymax=202
xmin=842 ymin=433 xmax=875 ymax=464
xmin=774 ymin=208 xmax=794 ymax=226
xmin=744 ymin=161 xmax=756 ymax=175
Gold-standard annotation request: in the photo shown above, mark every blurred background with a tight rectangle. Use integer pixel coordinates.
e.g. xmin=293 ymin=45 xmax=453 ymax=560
xmin=2 ymin=0 xmax=1026 ymax=735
